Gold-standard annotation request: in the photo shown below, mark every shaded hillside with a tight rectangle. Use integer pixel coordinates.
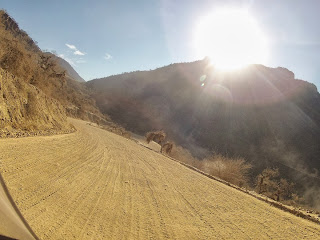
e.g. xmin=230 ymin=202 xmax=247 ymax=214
xmin=0 ymin=10 xmax=108 ymax=127
xmin=50 ymin=54 xmax=85 ymax=82
xmin=87 ymin=60 xmax=320 ymax=203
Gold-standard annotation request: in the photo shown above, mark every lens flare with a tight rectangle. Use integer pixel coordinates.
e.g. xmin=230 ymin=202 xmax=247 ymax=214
xmin=194 ymin=9 xmax=269 ymax=70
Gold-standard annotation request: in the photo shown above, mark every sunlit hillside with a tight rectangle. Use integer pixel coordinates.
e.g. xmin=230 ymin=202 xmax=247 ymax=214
xmin=0 ymin=10 xmax=109 ymax=128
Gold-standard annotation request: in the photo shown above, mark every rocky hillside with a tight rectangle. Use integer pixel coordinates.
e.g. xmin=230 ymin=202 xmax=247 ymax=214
xmin=0 ymin=10 xmax=110 ymax=132
xmin=87 ymin=60 xmax=320 ymax=204
xmin=0 ymin=68 xmax=72 ymax=137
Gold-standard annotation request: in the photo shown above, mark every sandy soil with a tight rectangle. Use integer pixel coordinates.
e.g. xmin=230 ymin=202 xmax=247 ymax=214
xmin=0 ymin=176 xmax=35 ymax=240
xmin=0 ymin=118 xmax=320 ymax=240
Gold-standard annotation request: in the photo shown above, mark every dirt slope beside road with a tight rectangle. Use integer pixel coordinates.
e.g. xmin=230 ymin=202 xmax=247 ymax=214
xmin=0 ymin=118 xmax=320 ymax=239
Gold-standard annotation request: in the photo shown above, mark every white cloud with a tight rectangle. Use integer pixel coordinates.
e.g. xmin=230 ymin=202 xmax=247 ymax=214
xmin=63 ymin=43 xmax=87 ymax=65
xmin=74 ymin=50 xmax=86 ymax=56
xmin=65 ymin=43 xmax=86 ymax=56
xmin=65 ymin=43 xmax=77 ymax=50
xmin=104 ymin=53 xmax=112 ymax=60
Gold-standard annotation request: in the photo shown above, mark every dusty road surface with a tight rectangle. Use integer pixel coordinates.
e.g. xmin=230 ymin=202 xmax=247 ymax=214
xmin=0 ymin=118 xmax=320 ymax=240
xmin=0 ymin=175 xmax=35 ymax=240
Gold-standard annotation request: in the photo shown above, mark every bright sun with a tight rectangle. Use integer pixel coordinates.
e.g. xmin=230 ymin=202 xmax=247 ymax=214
xmin=194 ymin=9 xmax=269 ymax=70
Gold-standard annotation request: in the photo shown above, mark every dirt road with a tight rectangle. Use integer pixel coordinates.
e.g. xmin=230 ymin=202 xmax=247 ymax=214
xmin=0 ymin=118 xmax=320 ymax=239
xmin=0 ymin=174 xmax=36 ymax=240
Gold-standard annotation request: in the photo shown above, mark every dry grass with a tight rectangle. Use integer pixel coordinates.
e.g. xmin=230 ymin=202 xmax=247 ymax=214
xmin=169 ymin=145 xmax=202 ymax=168
xmin=0 ymin=68 xmax=73 ymax=135
xmin=0 ymin=10 xmax=110 ymax=132
xmin=200 ymin=155 xmax=252 ymax=187
xmin=170 ymin=145 xmax=252 ymax=187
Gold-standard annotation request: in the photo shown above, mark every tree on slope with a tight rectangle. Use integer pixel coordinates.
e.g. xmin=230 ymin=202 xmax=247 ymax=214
xmin=256 ymin=168 xmax=295 ymax=201
xmin=145 ymin=130 xmax=173 ymax=154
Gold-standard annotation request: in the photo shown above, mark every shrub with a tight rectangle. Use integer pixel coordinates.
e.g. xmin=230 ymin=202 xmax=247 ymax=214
xmin=256 ymin=168 xmax=296 ymax=201
xmin=145 ymin=130 xmax=166 ymax=144
xmin=256 ymin=168 xmax=279 ymax=195
xmin=162 ymin=141 xmax=173 ymax=154
xmin=145 ymin=130 xmax=174 ymax=154
xmin=201 ymin=155 xmax=252 ymax=187
xmin=169 ymin=144 xmax=201 ymax=168
xmin=146 ymin=131 xmax=155 ymax=143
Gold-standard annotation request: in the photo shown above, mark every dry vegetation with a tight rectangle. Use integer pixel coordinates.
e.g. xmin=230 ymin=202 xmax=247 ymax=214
xmin=162 ymin=141 xmax=173 ymax=154
xmin=0 ymin=69 xmax=73 ymax=137
xmin=0 ymin=10 xmax=75 ymax=135
xmin=256 ymin=168 xmax=302 ymax=205
xmin=171 ymin=146 xmax=252 ymax=187
xmin=201 ymin=155 xmax=252 ymax=187
xmin=146 ymin=130 xmax=173 ymax=154
xmin=168 ymin=143 xmax=306 ymax=207
xmin=0 ymin=10 xmax=72 ymax=133
xmin=146 ymin=130 xmax=166 ymax=144
xmin=0 ymin=10 xmax=129 ymax=136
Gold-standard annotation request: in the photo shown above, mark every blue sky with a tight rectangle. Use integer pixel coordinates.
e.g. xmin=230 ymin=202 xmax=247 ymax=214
xmin=1 ymin=0 xmax=319 ymax=88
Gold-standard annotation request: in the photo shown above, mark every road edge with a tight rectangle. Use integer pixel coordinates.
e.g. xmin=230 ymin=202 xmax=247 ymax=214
xmin=138 ymin=142 xmax=320 ymax=225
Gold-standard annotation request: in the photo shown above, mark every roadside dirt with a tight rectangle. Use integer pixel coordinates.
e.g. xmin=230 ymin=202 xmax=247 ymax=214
xmin=0 ymin=175 xmax=35 ymax=240
xmin=0 ymin=118 xmax=320 ymax=239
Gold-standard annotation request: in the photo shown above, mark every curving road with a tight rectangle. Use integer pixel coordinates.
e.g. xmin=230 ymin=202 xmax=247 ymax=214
xmin=0 ymin=118 xmax=320 ymax=239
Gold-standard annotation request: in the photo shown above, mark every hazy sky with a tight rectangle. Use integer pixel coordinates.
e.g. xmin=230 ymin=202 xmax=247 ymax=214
xmin=1 ymin=0 xmax=319 ymax=88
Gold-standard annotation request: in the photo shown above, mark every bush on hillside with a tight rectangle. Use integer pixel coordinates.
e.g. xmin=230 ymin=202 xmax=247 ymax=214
xmin=169 ymin=144 xmax=202 ymax=168
xmin=201 ymin=155 xmax=252 ymax=187
xmin=145 ymin=130 xmax=166 ymax=144
xmin=145 ymin=130 xmax=175 ymax=154
xmin=162 ymin=141 xmax=173 ymax=154
xmin=256 ymin=168 xmax=297 ymax=202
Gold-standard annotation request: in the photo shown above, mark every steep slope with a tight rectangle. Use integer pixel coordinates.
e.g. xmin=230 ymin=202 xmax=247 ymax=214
xmin=0 ymin=118 xmax=319 ymax=239
xmin=0 ymin=68 xmax=72 ymax=136
xmin=50 ymin=54 xmax=85 ymax=82
xmin=87 ymin=61 xmax=320 ymax=205
xmin=0 ymin=10 xmax=108 ymax=128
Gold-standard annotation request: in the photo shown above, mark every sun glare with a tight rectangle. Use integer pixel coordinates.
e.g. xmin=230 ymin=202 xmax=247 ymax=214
xmin=194 ymin=9 xmax=269 ymax=70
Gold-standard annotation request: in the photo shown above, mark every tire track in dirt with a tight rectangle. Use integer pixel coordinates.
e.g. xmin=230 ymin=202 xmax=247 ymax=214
xmin=78 ymin=147 xmax=110 ymax=238
xmin=1 ymin=118 xmax=320 ymax=239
